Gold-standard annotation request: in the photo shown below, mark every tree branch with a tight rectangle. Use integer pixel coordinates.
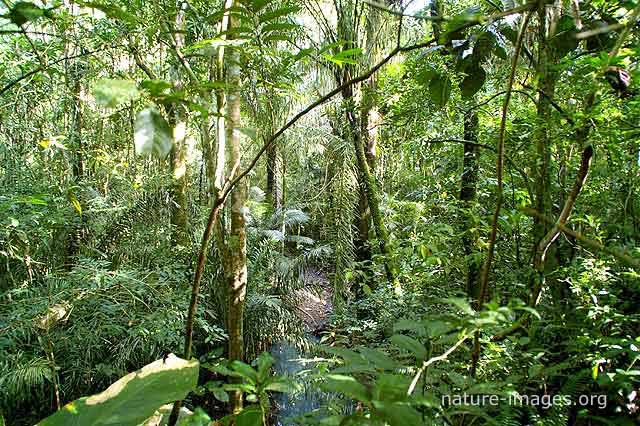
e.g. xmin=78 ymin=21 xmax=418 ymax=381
xmin=471 ymin=10 xmax=533 ymax=377
xmin=424 ymin=138 xmax=533 ymax=197
xmin=0 ymin=47 xmax=111 ymax=96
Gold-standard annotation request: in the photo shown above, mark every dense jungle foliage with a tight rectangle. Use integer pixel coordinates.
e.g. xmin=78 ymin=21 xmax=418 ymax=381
xmin=1 ymin=0 xmax=640 ymax=425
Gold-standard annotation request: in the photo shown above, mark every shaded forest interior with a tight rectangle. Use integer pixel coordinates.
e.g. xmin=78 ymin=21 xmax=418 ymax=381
xmin=1 ymin=0 xmax=640 ymax=425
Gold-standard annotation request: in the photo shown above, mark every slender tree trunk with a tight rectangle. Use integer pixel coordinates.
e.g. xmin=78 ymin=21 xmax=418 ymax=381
xmin=347 ymin=102 xmax=395 ymax=286
xmin=169 ymin=1 xmax=189 ymax=246
xmin=70 ymin=70 xmax=83 ymax=180
xmin=530 ymin=93 xmax=595 ymax=305
xmin=66 ymin=61 xmax=85 ymax=265
xmin=459 ymin=108 xmax=481 ymax=303
xmin=353 ymin=2 xmax=382 ymax=270
xmin=266 ymin=140 xmax=283 ymax=210
xmin=532 ymin=6 xmax=556 ymax=252
xmin=337 ymin=1 xmax=396 ymax=288
xmin=225 ymin=2 xmax=247 ymax=413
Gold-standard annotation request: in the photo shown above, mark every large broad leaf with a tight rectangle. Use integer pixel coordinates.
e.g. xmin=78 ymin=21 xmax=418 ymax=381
xmin=373 ymin=374 xmax=413 ymax=402
xmin=75 ymin=1 xmax=138 ymax=23
xmin=8 ymin=2 xmax=50 ymax=26
xmin=416 ymin=66 xmax=438 ymax=86
xmin=428 ymin=74 xmax=452 ymax=109
xmin=440 ymin=6 xmax=481 ymax=45
xmin=38 ymin=355 xmax=199 ymax=426
xmin=254 ymin=352 xmax=275 ymax=383
xmin=93 ymin=79 xmax=140 ymax=108
xmin=459 ymin=65 xmax=486 ymax=98
xmin=258 ymin=6 xmax=300 ymax=23
xmin=473 ymin=31 xmax=497 ymax=63
xmin=234 ymin=407 xmax=263 ymax=426
xmin=390 ymin=334 xmax=427 ymax=362
xmin=321 ymin=374 xmax=370 ymax=402
xmin=548 ymin=16 xmax=578 ymax=58
xmin=134 ymin=108 xmax=173 ymax=158
xmin=231 ymin=360 xmax=259 ymax=384
xmin=372 ymin=401 xmax=423 ymax=426
xmin=357 ymin=347 xmax=399 ymax=370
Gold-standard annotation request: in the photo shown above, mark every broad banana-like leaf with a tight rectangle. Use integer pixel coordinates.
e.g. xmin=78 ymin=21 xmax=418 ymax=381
xmin=38 ymin=355 xmax=198 ymax=426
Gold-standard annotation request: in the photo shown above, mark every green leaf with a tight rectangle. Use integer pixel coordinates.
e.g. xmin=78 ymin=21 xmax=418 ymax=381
xmin=322 ymin=346 xmax=366 ymax=364
xmin=459 ymin=65 xmax=486 ymax=98
xmin=424 ymin=320 xmax=455 ymax=338
xmin=357 ymin=347 xmax=398 ymax=370
xmin=20 ymin=195 xmax=48 ymax=206
xmin=499 ymin=26 xmax=518 ymax=44
xmin=442 ymin=297 xmax=474 ymax=315
xmin=140 ymin=80 xmax=173 ymax=97
xmin=390 ymin=334 xmax=427 ymax=361
xmin=186 ymin=38 xmax=245 ymax=54
xmin=362 ymin=283 xmax=373 ymax=295
xmin=8 ymin=2 xmax=48 ymax=26
xmin=373 ymin=374 xmax=413 ymax=402
xmin=238 ymin=127 xmax=258 ymax=140
xmin=262 ymin=34 xmax=292 ymax=43
xmin=372 ymin=401 xmax=422 ymax=426
xmin=549 ymin=29 xmax=578 ymax=58
xmin=258 ymin=6 xmax=300 ymax=23
xmin=37 ymin=356 xmax=199 ymax=426
xmin=254 ymin=352 xmax=274 ymax=383
xmin=473 ymin=32 xmax=496 ymax=63
xmin=249 ymin=0 xmax=271 ymax=12
xmin=393 ymin=319 xmax=426 ymax=336
xmin=213 ymin=388 xmax=229 ymax=402
xmin=440 ymin=7 xmax=480 ymax=44
xmin=234 ymin=407 xmax=263 ymax=426
xmin=134 ymin=108 xmax=173 ymax=158
xmin=93 ymin=79 xmax=140 ymax=108
xmin=428 ymin=74 xmax=452 ymax=109
xmin=322 ymin=375 xmax=370 ymax=401
xmin=416 ymin=67 xmax=437 ymax=86
xmin=76 ymin=1 xmax=137 ymax=23
xmin=261 ymin=22 xmax=298 ymax=33
xmin=178 ymin=407 xmax=211 ymax=426
xmin=264 ymin=377 xmax=293 ymax=393
xmin=231 ymin=360 xmax=258 ymax=384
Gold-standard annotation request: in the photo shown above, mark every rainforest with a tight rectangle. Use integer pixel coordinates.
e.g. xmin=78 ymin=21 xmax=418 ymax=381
xmin=1 ymin=0 xmax=639 ymax=425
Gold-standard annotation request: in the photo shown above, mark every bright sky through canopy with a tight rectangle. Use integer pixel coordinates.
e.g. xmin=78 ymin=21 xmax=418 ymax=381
xmin=405 ymin=0 xmax=431 ymax=14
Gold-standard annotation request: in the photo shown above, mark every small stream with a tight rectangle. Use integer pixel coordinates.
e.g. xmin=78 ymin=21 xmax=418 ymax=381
xmin=269 ymin=271 xmax=339 ymax=424
xmin=270 ymin=335 xmax=327 ymax=425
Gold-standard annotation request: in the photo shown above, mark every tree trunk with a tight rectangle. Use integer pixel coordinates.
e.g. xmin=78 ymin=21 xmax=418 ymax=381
xmin=532 ymin=7 xmax=556 ymax=252
xmin=169 ymin=1 xmax=189 ymax=246
xmin=337 ymin=2 xmax=396 ymax=289
xmin=266 ymin=140 xmax=283 ymax=210
xmin=529 ymin=2 xmax=557 ymax=304
xmin=70 ymin=69 xmax=83 ymax=180
xmin=530 ymin=93 xmax=595 ymax=305
xmin=459 ymin=108 xmax=481 ymax=303
xmin=225 ymin=2 xmax=247 ymax=413
xmin=347 ymin=103 xmax=395 ymax=286
xmin=66 ymin=62 xmax=85 ymax=265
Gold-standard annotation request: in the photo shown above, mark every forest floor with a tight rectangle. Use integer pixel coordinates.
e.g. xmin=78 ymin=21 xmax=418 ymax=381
xmin=294 ymin=269 xmax=332 ymax=333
